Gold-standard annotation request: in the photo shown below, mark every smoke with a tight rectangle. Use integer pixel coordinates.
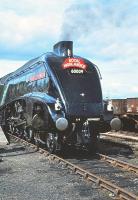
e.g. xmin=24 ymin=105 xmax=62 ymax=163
xmin=60 ymin=3 xmax=102 ymax=41
xmin=59 ymin=0 xmax=138 ymax=65
xmin=60 ymin=0 xmax=138 ymax=42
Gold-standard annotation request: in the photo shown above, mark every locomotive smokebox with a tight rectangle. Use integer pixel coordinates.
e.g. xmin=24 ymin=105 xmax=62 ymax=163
xmin=53 ymin=41 xmax=73 ymax=57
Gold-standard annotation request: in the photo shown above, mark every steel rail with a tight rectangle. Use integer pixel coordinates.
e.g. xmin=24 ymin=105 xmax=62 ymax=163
xmin=100 ymin=132 xmax=138 ymax=142
xmin=98 ymin=153 xmax=138 ymax=175
xmin=9 ymin=134 xmax=138 ymax=200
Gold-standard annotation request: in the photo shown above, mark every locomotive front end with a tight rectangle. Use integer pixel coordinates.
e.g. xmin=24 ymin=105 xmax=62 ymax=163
xmin=49 ymin=41 xmax=103 ymax=119
xmin=46 ymin=41 xmax=104 ymax=152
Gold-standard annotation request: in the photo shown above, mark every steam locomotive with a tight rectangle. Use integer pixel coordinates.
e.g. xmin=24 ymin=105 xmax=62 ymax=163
xmin=0 ymin=41 xmax=120 ymax=153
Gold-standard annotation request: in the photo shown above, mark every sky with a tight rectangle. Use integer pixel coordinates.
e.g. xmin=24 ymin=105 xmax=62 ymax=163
xmin=0 ymin=0 xmax=138 ymax=99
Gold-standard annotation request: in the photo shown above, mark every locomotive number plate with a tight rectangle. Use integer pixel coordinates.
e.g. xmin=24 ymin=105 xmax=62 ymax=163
xmin=70 ymin=69 xmax=84 ymax=74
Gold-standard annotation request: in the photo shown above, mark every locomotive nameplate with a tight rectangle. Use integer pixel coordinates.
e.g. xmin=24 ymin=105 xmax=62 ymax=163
xmin=62 ymin=58 xmax=87 ymax=70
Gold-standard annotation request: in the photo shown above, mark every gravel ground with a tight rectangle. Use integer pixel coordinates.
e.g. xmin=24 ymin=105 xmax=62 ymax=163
xmin=69 ymin=156 xmax=138 ymax=196
xmin=0 ymin=140 xmax=112 ymax=200
xmin=1 ymin=129 xmax=137 ymax=200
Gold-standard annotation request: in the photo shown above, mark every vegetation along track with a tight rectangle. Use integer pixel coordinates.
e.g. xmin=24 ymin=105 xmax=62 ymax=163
xmin=9 ymin=134 xmax=138 ymax=200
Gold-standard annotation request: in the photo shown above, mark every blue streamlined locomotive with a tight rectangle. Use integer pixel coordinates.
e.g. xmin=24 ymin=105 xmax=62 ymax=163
xmin=0 ymin=41 xmax=120 ymax=153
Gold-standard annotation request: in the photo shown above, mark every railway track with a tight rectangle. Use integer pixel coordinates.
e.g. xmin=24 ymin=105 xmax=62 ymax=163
xmin=100 ymin=132 xmax=138 ymax=142
xmin=98 ymin=153 xmax=138 ymax=174
xmin=9 ymin=134 xmax=138 ymax=200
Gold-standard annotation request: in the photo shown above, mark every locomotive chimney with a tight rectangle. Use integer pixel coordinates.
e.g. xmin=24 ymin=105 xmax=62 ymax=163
xmin=53 ymin=41 xmax=73 ymax=57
